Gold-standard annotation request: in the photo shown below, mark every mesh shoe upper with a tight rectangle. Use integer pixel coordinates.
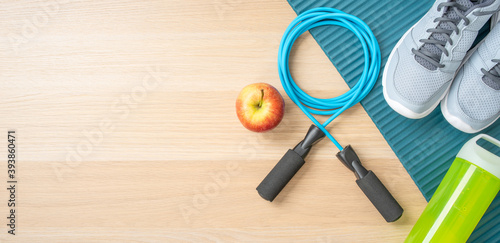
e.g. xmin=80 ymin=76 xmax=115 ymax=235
xmin=442 ymin=21 xmax=500 ymax=133
xmin=457 ymin=64 xmax=500 ymax=120
xmin=394 ymin=51 xmax=452 ymax=104
xmin=458 ymin=22 xmax=500 ymax=121
xmin=383 ymin=0 xmax=500 ymax=119
xmin=415 ymin=0 xmax=475 ymax=70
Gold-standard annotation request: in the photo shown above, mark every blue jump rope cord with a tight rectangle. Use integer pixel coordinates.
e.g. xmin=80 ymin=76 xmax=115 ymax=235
xmin=278 ymin=7 xmax=381 ymax=151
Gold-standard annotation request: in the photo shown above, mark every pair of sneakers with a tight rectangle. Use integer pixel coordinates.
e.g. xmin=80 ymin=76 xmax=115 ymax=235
xmin=383 ymin=0 xmax=500 ymax=133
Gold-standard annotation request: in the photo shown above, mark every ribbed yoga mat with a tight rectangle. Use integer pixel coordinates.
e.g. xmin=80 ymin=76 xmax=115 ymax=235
xmin=285 ymin=0 xmax=500 ymax=242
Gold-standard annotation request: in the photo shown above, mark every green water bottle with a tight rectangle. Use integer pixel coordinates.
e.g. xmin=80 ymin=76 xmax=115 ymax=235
xmin=405 ymin=134 xmax=500 ymax=243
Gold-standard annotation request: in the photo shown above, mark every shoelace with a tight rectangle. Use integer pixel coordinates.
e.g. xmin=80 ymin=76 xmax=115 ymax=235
xmin=412 ymin=1 xmax=471 ymax=69
xmin=482 ymin=59 xmax=500 ymax=85
xmin=412 ymin=1 xmax=498 ymax=69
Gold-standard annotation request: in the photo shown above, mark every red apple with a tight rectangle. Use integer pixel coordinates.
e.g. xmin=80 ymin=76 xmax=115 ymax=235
xmin=236 ymin=83 xmax=285 ymax=132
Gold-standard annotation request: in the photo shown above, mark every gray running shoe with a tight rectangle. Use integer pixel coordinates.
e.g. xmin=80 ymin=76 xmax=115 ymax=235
xmin=442 ymin=23 xmax=500 ymax=133
xmin=383 ymin=0 xmax=500 ymax=119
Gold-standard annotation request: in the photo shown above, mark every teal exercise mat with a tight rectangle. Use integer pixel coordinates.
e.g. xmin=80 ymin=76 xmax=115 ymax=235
xmin=285 ymin=0 xmax=500 ymax=242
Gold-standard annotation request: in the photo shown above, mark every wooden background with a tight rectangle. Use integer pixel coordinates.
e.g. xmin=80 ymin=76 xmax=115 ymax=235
xmin=0 ymin=0 xmax=427 ymax=242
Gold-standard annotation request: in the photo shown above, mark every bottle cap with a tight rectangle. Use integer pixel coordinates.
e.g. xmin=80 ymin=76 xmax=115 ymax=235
xmin=457 ymin=134 xmax=500 ymax=180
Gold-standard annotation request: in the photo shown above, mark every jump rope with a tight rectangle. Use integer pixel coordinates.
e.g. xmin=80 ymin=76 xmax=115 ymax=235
xmin=256 ymin=8 xmax=404 ymax=222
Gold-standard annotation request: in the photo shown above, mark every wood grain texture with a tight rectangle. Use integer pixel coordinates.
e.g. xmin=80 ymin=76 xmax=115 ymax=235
xmin=0 ymin=0 xmax=427 ymax=242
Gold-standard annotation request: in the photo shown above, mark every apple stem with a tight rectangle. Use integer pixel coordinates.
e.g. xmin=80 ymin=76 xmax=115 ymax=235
xmin=259 ymin=89 xmax=264 ymax=108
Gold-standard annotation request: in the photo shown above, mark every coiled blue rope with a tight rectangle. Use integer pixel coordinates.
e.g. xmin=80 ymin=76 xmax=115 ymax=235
xmin=278 ymin=8 xmax=381 ymax=151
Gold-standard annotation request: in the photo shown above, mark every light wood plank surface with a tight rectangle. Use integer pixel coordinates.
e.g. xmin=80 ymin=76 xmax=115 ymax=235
xmin=0 ymin=0 xmax=427 ymax=242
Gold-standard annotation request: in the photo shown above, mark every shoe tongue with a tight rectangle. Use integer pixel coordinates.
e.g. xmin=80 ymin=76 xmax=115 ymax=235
xmin=416 ymin=0 xmax=475 ymax=70
xmin=483 ymin=65 xmax=500 ymax=90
